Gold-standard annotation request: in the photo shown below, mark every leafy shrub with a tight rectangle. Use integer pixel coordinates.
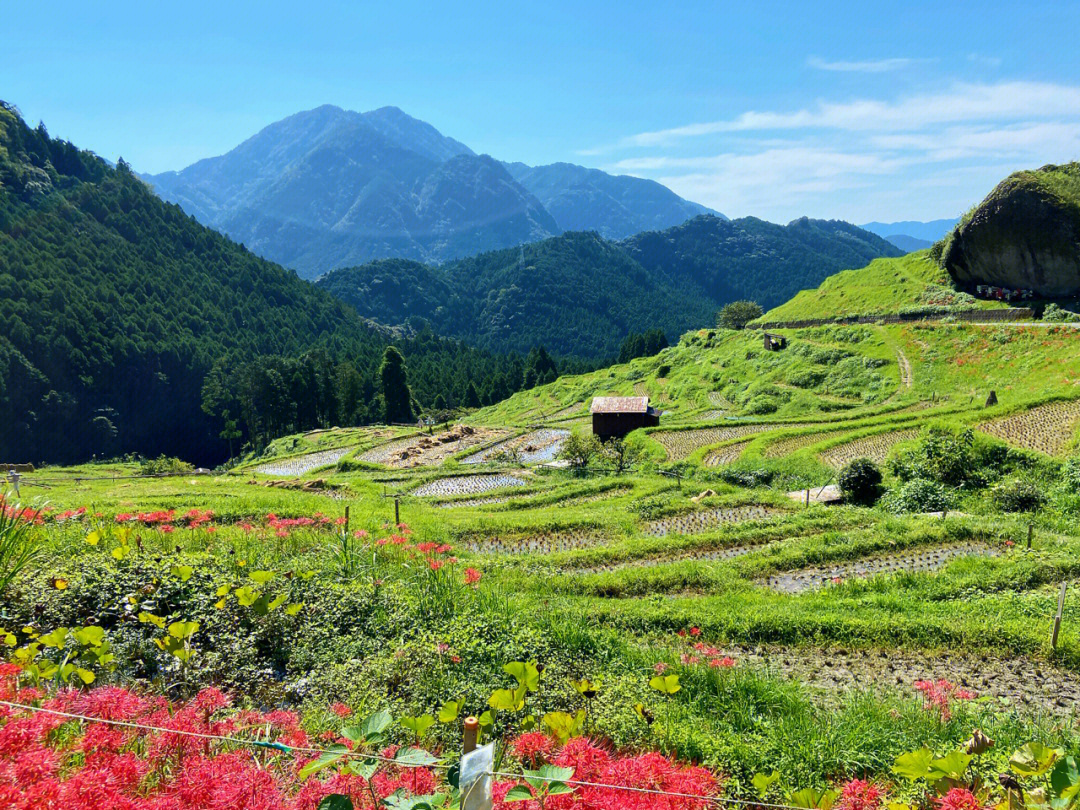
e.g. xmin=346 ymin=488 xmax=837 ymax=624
xmin=993 ymin=479 xmax=1046 ymax=512
xmin=140 ymin=455 xmax=194 ymax=475
xmin=745 ymin=395 xmax=779 ymax=415
xmin=888 ymin=426 xmax=1004 ymax=488
xmin=838 ymin=458 xmax=883 ymax=504
xmin=559 ymin=433 xmax=601 ymax=470
xmin=880 ymin=478 xmax=952 ymax=514
xmin=718 ymin=466 xmax=775 ymax=488
xmin=1063 ymin=456 xmax=1080 ymax=493
xmin=1043 ymin=303 xmax=1079 ymax=322
xmin=786 ymin=369 xmax=825 ymax=389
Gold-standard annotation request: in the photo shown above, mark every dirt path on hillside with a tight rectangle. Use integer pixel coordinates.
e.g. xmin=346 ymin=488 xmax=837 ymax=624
xmin=896 ymin=347 xmax=913 ymax=388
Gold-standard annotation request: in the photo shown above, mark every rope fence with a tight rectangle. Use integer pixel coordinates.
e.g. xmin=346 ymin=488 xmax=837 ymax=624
xmin=0 ymin=698 xmax=811 ymax=809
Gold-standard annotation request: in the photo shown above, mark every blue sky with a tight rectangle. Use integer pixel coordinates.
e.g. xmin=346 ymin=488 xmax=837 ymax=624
xmin=4 ymin=0 xmax=1079 ymax=223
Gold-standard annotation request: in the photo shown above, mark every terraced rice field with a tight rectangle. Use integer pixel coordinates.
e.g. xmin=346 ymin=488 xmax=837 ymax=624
xmin=696 ymin=410 xmax=726 ymax=421
xmin=546 ymin=403 xmax=586 ymax=420
xmin=555 ymin=486 xmax=631 ymax=508
xmin=764 ymin=542 xmax=1000 ymax=593
xmin=679 ymin=643 xmax=1079 ymax=713
xmin=764 ymin=429 xmax=847 ymax=459
xmin=255 ymin=447 xmax=352 ymax=476
xmin=977 ymin=399 xmax=1080 ymax=457
xmin=462 ymin=429 xmax=569 ymax=464
xmin=358 ymin=427 xmax=505 ymax=467
xmin=653 ymin=423 xmax=812 ymax=460
xmin=644 ymin=504 xmax=781 ymax=536
xmin=572 ymin=542 xmax=770 ymax=574
xmin=463 ymin=528 xmax=610 ymax=555
xmin=411 ymin=474 xmax=528 ymax=498
xmin=434 ymin=496 xmax=510 ymax=509
xmin=702 ymin=440 xmax=752 ymax=467
xmin=819 ymin=428 xmax=919 ymax=468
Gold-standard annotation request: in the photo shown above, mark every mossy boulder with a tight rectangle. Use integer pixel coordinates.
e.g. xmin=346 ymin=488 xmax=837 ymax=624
xmin=942 ymin=163 xmax=1080 ymax=296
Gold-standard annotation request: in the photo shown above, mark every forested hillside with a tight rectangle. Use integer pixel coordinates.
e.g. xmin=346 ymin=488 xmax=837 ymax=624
xmin=0 ymin=103 xmax=539 ymax=465
xmin=318 ymin=215 xmax=902 ymax=359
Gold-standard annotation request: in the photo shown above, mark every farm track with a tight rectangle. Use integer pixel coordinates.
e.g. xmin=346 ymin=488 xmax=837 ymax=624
xmin=897 ymin=347 xmax=913 ymax=388
xmin=764 ymin=542 xmax=1000 ymax=594
xmin=688 ymin=643 xmax=1080 ymax=714
xmin=644 ymin=504 xmax=781 ymax=536
xmin=254 ymin=447 xmax=352 ymax=477
xmin=977 ymin=400 xmax=1080 ymax=457
xmin=412 ymin=474 xmax=528 ymax=498
xmin=819 ymin=428 xmax=919 ymax=468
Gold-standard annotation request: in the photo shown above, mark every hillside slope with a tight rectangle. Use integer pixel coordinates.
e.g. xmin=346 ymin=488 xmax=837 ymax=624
xmin=318 ymin=215 xmax=901 ymax=359
xmin=941 ymin=162 xmax=1080 ymax=296
xmin=503 ymin=161 xmax=721 ymax=239
xmin=0 ymin=103 xmax=527 ymax=464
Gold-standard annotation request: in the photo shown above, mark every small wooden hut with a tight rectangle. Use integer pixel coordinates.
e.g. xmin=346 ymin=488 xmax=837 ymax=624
xmin=590 ymin=396 xmax=660 ymax=439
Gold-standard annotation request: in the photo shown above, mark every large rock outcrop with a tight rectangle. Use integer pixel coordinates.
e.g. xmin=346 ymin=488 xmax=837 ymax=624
xmin=942 ymin=163 xmax=1080 ymax=296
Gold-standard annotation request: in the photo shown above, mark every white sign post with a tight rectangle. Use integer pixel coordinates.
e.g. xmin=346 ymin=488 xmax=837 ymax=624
xmin=459 ymin=741 xmax=494 ymax=810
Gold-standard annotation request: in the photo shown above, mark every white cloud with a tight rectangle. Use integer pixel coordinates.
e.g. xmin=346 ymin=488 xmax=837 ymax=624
xmin=626 ymin=82 xmax=1080 ymax=146
xmin=806 ymin=56 xmax=919 ymax=73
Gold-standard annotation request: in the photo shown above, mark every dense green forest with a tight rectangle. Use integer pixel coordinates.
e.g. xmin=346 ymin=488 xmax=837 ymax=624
xmin=0 ymin=103 xmax=556 ymax=465
xmin=318 ymin=216 xmax=900 ymax=359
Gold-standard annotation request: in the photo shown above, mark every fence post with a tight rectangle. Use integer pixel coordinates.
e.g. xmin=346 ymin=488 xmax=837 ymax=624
xmin=1028 ymin=522 xmax=1033 ymax=551
xmin=7 ymin=469 xmax=18 ymax=498
xmin=805 ymin=488 xmax=810 ymax=507
xmin=1052 ymin=582 xmax=1068 ymax=650
xmin=344 ymin=506 xmax=350 ymax=537
xmin=394 ymin=495 xmax=400 ymax=526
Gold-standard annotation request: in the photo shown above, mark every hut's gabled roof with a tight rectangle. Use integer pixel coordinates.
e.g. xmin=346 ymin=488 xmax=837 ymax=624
xmin=590 ymin=396 xmax=650 ymax=414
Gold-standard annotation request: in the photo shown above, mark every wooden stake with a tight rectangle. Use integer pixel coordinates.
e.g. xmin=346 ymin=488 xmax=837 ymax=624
xmin=805 ymin=488 xmax=810 ymax=507
xmin=344 ymin=506 xmax=350 ymax=536
xmin=394 ymin=495 xmax=400 ymax=526
xmin=462 ymin=716 xmax=479 ymax=753
xmin=1052 ymin=582 xmax=1067 ymax=650
xmin=1028 ymin=522 xmax=1033 ymax=550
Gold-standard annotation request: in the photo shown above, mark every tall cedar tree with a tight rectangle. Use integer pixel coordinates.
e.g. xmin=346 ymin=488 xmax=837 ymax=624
xmin=379 ymin=347 xmax=414 ymax=423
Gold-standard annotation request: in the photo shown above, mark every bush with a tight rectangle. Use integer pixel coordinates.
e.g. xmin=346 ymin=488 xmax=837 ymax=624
xmin=745 ymin=395 xmax=779 ymax=414
xmin=993 ymin=479 xmax=1046 ymax=513
xmin=1043 ymin=303 xmax=1079 ymax=323
xmin=888 ymin=426 xmax=1004 ymax=488
xmin=1064 ymin=457 xmax=1080 ymax=493
xmin=838 ymin=458 xmax=883 ymax=504
xmin=559 ymin=432 xmax=601 ymax=470
xmin=880 ymin=478 xmax=952 ymax=514
xmin=717 ymin=300 xmax=763 ymax=330
xmin=140 ymin=455 xmax=194 ymax=475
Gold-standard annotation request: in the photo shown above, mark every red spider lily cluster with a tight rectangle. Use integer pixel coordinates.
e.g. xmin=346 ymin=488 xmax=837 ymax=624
xmin=914 ymin=679 xmax=976 ymax=721
xmin=835 ymin=779 xmax=883 ymax=810
xmin=670 ymin=629 xmax=737 ymax=670
xmin=0 ymin=498 xmax=50 ymax=525
xmin=0 ymin=665 xmax=722 ymax=810
xmin=934 ymin=787 xmax=989 ymax=810
xmin=497 ymin=734 xmax=718 ymax=809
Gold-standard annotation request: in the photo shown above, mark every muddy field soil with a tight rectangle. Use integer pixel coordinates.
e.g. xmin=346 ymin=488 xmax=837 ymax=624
xmin=255 ymin=447 xmax=352 ymax=477
xmin=644 ymin=505 xmax=781 ymax=536
xmin=463 ymin=528 xmax=611 ymax=555
xmin=693 ymin=642 xmax=1080 ymax=714
xmin=358 ymin=427 xmax=508 ymax=468
xmin=462 ymin=429 xmax=570 ymax=465
xmin=411 ymin=473 xmax=528 ymax=498
xmin=765 ymin=542 xmax=1000 ymax=593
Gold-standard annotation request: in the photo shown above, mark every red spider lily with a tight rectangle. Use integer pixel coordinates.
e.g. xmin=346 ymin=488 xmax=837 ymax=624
xmin=914 ymin=679 xmax=976 ymax=721
xmin=464 ymin=568 xmax=483 ymax=586
xmin=935 ymin=788 xmax=989 ymax=810
xmin=836 ymin=779 xmax=884 ymax=810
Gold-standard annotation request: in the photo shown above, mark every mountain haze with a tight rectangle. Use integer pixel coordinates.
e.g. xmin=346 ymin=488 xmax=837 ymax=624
xmin=145 ymin=105 xmax=718 ymax=276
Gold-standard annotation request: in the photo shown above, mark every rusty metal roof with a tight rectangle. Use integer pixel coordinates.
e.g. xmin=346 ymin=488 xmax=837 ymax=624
xmin=590 ymin=396 xmax=650 ymax=414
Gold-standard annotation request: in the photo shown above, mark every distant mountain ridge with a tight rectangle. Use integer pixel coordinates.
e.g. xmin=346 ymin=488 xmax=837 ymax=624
xmin=860 ymin=218 xmax=959 ymax=243
xmin=317 ymin=214 xmax=902 ymax=359
xmin=145 ymin=105 xmax=720 ymax=277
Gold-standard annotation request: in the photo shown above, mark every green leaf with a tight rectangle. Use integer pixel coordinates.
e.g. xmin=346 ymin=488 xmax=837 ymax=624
xmin=437 ymin=699 xmax=461 ymax=724
xmin=547 ymin=783 xmax=576 ymax=797
xmin=318 ymin=795 xmax=353 ymax=810
xmin=790 ymin=788 xmax=826 ymax=809
xmin=249 ymin=570 xmax=276 ymax=584
xmin=892 ymin=748 xmax=935 ymax=781
xmin=648 ymin=674 xmax=681 ymax=694
xmin=170 ymin=564 xmax=194 ymax=582
xmin=168 ymin=620 xmax=200 ymax=640
xmin=1012 ymin=742 xmax=1063 ymax=777
xmin=503 ymin=661 xmax=540 ymax=691
xmin=395 ymin=747 xmax=440 ymax=767
xmin=38 ymin=627 xmax=69 ymax=648
xmin=753 ymin=771 xmax=781 ymax=797
xmin=284 ymin=603 xmax=304 ymax=616
xmin=1050 ymin=757 xmax=1080 ymax=802
xmin=542 ymin=711 xmax=584 ymax=744
xmin=138 ymin=612 xmax=166 ymax=629
xmin=400 ymin=715 xmax=436 ymax=739
xmin=298 ymin=744 xmax=348 ymax=779
xmin=234 ymin=586 xmax=260 ymax=607
xmin=362 ymin=708 xmax=393 ymax=739
xmin=215 ymin=584 xmax=231 ymax=597
xmin=503 ymin=785 xmax=535 ymax=803
xmin=489 ymin=688 xmax=524 ymax=712
xmin=72 ymin=626 xmax=105 ymax=647
xmin=477 ymin=711 xmax=494 ymax=728
xmin=927 ymin=751 xmax=971 ymax=782
xmin=111 ymin=544 xmax=130 ymax=560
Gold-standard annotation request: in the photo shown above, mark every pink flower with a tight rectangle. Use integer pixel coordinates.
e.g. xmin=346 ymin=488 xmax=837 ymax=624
xmin=836 ymin=779 xmax=884 ymax=810
xmin=464 ymin=568 xmax=482 ymax=586
xmin=935 ymin=788 xmax=988 ymax=810
xmin=511 ymin=732 xmax=555 ymax=768
xmin=653 ymin=662 xmax=669 ymax=674
xmin=330 ymin=702 xmax=352 ymax=718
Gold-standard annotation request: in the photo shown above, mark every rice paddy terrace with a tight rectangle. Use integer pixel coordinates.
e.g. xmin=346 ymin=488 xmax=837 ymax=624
xmin=12 ymin=317 xmax=1080 ymax=784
